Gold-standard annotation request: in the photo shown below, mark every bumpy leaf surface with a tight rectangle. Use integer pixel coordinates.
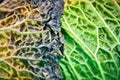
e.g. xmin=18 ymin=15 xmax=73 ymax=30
xmin=60 ymin=0 xmax=120 ymax=80
xmin=0 ymin=0 xmax=64 ymax=80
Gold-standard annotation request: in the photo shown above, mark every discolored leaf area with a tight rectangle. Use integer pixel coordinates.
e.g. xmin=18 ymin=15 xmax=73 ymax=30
xmin=0 ymin=0 xmax=64 ymax=80
xmin=60 ymin=0 xmax=120 ymax=80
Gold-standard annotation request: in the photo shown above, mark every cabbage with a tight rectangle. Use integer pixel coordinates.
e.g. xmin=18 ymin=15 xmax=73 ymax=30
xmin=60 ymin=0 xmax=120 ymax=80
xmin=0 ymin=0 xmax=64 ymax=79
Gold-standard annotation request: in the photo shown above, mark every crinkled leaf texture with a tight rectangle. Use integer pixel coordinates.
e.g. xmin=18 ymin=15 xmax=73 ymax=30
xmin=0 ymin=0 xmax=64 ymax=79
xmin=60 ymin=0 xmax=120 ymax=80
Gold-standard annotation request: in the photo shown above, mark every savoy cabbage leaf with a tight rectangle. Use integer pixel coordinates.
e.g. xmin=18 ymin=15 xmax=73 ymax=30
xmin=60 ymin=0 xmax=120 ymax=80
xmin=0 ymin=0 xmax=64 ymax=79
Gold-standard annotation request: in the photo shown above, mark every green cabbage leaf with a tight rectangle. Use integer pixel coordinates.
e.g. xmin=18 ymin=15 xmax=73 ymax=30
xmin=60 ymin=0 xmax=120 ymax=80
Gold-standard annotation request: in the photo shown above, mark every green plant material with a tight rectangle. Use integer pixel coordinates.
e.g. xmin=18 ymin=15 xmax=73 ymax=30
xmin=60 ymin=0 xmax=120 ymax=80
